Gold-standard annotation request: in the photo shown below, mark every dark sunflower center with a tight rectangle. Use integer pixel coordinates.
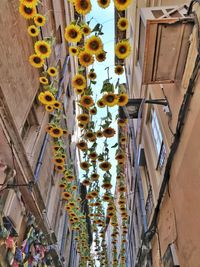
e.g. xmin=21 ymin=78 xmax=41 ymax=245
xmin=45 ymin=95 xmax=53 ymax=102
xmin=50 ymin=69 xmax=55 ymax=74
xmin=39 ymin=45 xmax=48 ymax=54
xmin=118 ymin=0 xmax=126 ymax=3
xmin=90 ymin=41 xmax=99 ymax=50
xmin=102 ymin=163 xmax=108 ymax=168
xmin=90 ymin=73 xmax=95 ymax=78
xmin=83 ymin=54 xmax=91 ymax=62
xmin=101 ymin=0 xmax=108 ymax=4
xmin=54 ymin=103 xmax=59 ymax=107
xmin=84 ymin=98 xmax=91 ymax=104
xmin=119 ymin=45 xmax=127 ymax=54
xmin=69 ymin=29 xmax=78 ymax=38
xmin=80 ymin=0 xmax=89 ymax=9
xmin=53 ymin=128 xmax=60 ymax=134
xmin=99 ymin=101 xmax=104 ymax=106
xmin=83 ymin=27 xmax=89 ymax=33
xmin=106 ymin=95 xmax=115 ymax=103
xmin=98 ymin=53 xmax=104 ymax=59
xmin=31 ymin=28 xmax=36 ymax=33
xmin=24 ymin=6 xmax=33 ymax=14
xmin=33 ymin=56 xmax=41 ymax=64
xmin=120 ymin=21 xmax=127 ymax=27
xmin=72 ymin=48 xmax=77 ymax=53
xmin=56 ymin=158 xmax=63 ymax=163
xmin=82 ymin=163 xmax=88 ymax=167
xmin=119 ymin=96 xmax=125 ymax=102
xmin=42 ymin=78 xmax=46 ymax=82
xmin=81 ymin=116 xmax=88 ymax=121
xmin=117 ymin=155 xmax=123 ymax=159
xmin=76 ymin=78 xmax=84 ymax=85
xmin=79 ymin=142 xmax=86 ymax=147
xmin=37 ymin=17 xmax=43 ymax=23
xmin=105 ymin=128 xmax=113 ymax=135
xmin=87 ymin=133 xmax=93 ymax=138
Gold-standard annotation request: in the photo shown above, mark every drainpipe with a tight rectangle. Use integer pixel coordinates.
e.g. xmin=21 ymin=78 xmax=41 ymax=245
xmin=60 ymin=212 xmax=68 ymax=256
xmin=34 ymin=55 xmax=70 ymax=181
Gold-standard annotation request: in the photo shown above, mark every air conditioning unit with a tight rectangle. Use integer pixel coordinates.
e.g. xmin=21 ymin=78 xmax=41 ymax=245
xmin=139 ymin=5 xmax=194 ymax=84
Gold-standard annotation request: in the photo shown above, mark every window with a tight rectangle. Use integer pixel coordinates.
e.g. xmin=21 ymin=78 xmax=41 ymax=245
xmin=150 ymin=109 xmax=166 ymax=170
xmin=21 ymin=107 xmax=39 ymax=141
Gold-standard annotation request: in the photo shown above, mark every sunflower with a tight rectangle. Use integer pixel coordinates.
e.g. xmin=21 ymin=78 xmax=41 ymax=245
xmin=72 ymin=74 xmax=86 ymax=89
xmin=117 ymin=93 xmax=129 ymax=106
xmin=90 ymin=173 xmax=99 ymax=181
xmin=117 ymin=118 xmax=128 ymax=127
xmin=88 ymin=71 xmax=97 ymax=80
xmin=103 ymin=93 xmax=118 ymax=107
xmin=29 ymin=54 xmax=44 ymax=68
xmin=74 ymin=88 xmax=84 ymax=95
xmin=19 ymin=4 xmax=36 ymax=19
xmin=76 ymin=140 xmax=88 ymax=151
xmin=79 ymin=51 xmax=94 ymax=67
xmin=96 ymin=50 xmax=106 ymax=62
xmin=77 ymin=113 xmax=90 ymax=124
xmin=115 ymin=40 xmax=131 ymax=59
xmin=103 ymin=127 xmax=116 ymax=138
xmin=27 ymin=25 xmax=39 ymax=37
xmin=46 ymin=125 xmax=53 ymax=133
xmin=20 ymin=0 xmax=39 ymax=7
xmin=102 ymin=182 xmax=112 ymax=189
xmin=74 ymin=0 xmax=92 ymax=15
xmin=99 ymin=161 xmax=112 ymax=171
xmin=118 ymin=185 xmax=126 ymax=193
xmin=53 ymin=157 xmax=65 ymax=166
xmin=115 ymin=65 xmax=124 ymax=75
xmin=85 ymin=36 xmax=103 ymax=55
xmin=55 ymin=165 xmax=65 ymax=173
xmin=115 ymin=153 xmax=125 ymax=162
xmin=64 ymin=24 xmax=82 ymax=43
xmin=34 ymin=14 xmax=46 ymax=27
xmin=53 ymin=101 xmax=62 ymax=109
xmin=63 ymin=129 xmax=68 ymax=135
xmin=80 ymin=161 xmax=90 ymax=170
xmin=97 ymin=98 xmax=105 ymax=108
xmin=45 ymin=105 xmax=54 ymax=112
xmin=82 ymin=24 xmax=91 ymax=36
xmin=38 ymin=91 xmax=55 ymax=105
xmin=65 ymin=175 xmax=75 ymax=181
xmin=62 ymin=192 xmax=72 ymax=200
xmin=39 ymin=77 xmax=48 ymax=85
xmin=114 ymin=0 xmax=131 ymax=10
xmin=47 ymin=67 xmax=58 ymax=77
xmin=80 ymin=95 xmax=94 ymax=108
xmin=97 ymin=0 xmax=110 ymax=8
xmin=82 ymin=179 xmax=91 ymax=186
xmin=102 ymin=193 xmax=110 ymax=201
xmin=69 ymin=46 xmax=79 ymax=56
xmin=88 ymin=152 xmax=98 ymax=160
xmin=89 ymin=107 xmax=97 ymax=115
xmin=96 ymin=130 xmax=103 ymax=138
xmin=117 ymin=18 xmax=129 ymax=31
xmin=84 ymin=131 xmax=96 ymax=141
xmin=49 ymin=127 xmax=63 ymax=138
xmin=34 ymin=40 xmax=51 ymax=59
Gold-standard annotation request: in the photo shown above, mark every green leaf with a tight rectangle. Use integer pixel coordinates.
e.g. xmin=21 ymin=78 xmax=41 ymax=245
xmin=111 ymin=143 xmax=118 ymax=148
xmin=91 ymin=80 xmax=97 ymax=85
xmin=92 ymin=23 xmax=101 ymax=32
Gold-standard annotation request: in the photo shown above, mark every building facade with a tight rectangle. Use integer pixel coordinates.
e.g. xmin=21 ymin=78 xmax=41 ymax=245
xmin=0 ymin=1 xmax=80 ymax=266
xmin=124 ymin=0 xmax=200 ymax=266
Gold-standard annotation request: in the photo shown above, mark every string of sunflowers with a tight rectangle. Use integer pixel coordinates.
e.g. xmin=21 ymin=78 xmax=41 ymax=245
xmin=19 ymin=0 xmax=91 ymax=264
xmin=65 ymin=0 xmax=132 ymax=265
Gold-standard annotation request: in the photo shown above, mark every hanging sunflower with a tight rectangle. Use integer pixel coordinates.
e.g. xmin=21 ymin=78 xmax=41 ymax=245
xmin=49 ymin=127 xmax=63 ymax=138
xmin=69 ymin=46 xmax=79 ymax=56
xmin=34 ymin=40 xmax=51 ymax=58
xmin=76 ymin=140 xmax=88 ymax=151
xmin=29 ymin=54 xmax=44 ymax=68
xmin=84 ymin=131 xmax=96 ymax=141
xmin=81 ymin=24 xmax=91 ymax=36
xmin=27 ymin=25 xmax=39 ymax=37
xmin=78 ymin=122 xmax=86 ymax=128
xmin=96 ymin=130 xmax=103 ymax=138
xmin=115 ymin=65 xmax=124 ymax=75
xmin=46 ymin=125 xmax=53 ymax=133
xmin=72 ymin=74 xmax=86 ymax=89
xmin=38 ymin=91 xmax=55 ymax=105
xmin=74 ymin=88 xmax=84 ymax=95
xmin=102 ymin=182 xmax=112 ymax=190
xmin=45 ymin=105 xmax=54 ymax=112
xmin=85 ymin=36 xmax=103 ymax=55
xmin=80 ymin=161 xmax=90 ymax=170
xmin=96 ymin=50 xmax=106 ymax=62
xmin=114 ymin=0 xmax=131 ymax=10
xmin=97 ymin=0 xmax=110 ymax=8
xmin=97 ymin=98 xmax=105 ymax=108
xmin=20 ymin=0 xmax=39 ymax=7
xmin=74 ymin=0 xmax=92 ymax=15
xmin=117 ymin=18 xmax=129 ymax=31
xmin=115 ymin=40 xmax=131 ymax=59
xmin=90 ymin=107 xmax=97 ymax=115
xmin=19 ymin=4 xmax=36 ymax=19
xmin=117 ymin=118 xmax=128 ymax=127
xmin=78 ymin=50 xmax=94 ymax=67
xmin=39 ymin=76 xmax=48 ymax=85
xmin=99 ymin=161 xmax=112 ymax=171
xmin=53 ymin=157 xmax=65 ymax=166
xmin=34 ymin=14 xmax=46 ymax=27
xmin=90 ymin=173 xmax=100 ymax=181
xmin=103 ymin=127 xmax=116 ymax=138
xmin=115 ymin=153 xmax=126 ymax=162
xmin=103 ymin=93 xmax=118 ymax=107
xmin=88 ymin=152 xmax=98 ymax=160
xmin=117 ymin=93 xmax=129 ymax=106
xmin=80 ymin=95 xmax=94 ymax=108
xmin=120 ymin=136 xmax=127 ymax=144
xmin=47 ymin=67 xmax=58 ymax=77
xmin=77 ymin=113 xmax=90 ymax=124
xmin=64 ymin=24 xmax=82 ymax=43
xmin=82 ymin=179 xmax=91 ymax=186
xmin=88 ymin=71 xmax=97 ymax=80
